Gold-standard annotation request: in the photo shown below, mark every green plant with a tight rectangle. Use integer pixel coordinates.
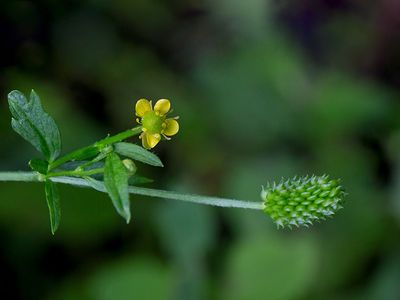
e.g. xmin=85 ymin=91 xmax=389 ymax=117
xmin=0 ymin=90 xmax=347 ymax=234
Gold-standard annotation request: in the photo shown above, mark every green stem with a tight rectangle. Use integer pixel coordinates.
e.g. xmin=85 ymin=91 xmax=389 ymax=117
xmin=49 ymin=145 xmax=98 ymax=170
xmin=47 ymin=168 xmax=104 ymax=178
xmin=49 ymin=127 xmax=142 ymax=170
xmin=77 ymin=152 xmax=108 ymax=170
xmin=0 ymin=172 xmax=265 ymax=210
xmin=96 ymin=127 xmax=143 ymax=146
xmin=128 ymin=186 xmax=264 ymax=209
xmin=0 ymin=172 xmax=41 ymax=182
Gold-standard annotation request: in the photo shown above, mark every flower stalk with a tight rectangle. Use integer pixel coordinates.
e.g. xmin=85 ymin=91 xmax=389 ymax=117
xmin=0 ymin=172 xmax=265 ymax=210
xmin=46 ymin=168 xmax=105 ymax=178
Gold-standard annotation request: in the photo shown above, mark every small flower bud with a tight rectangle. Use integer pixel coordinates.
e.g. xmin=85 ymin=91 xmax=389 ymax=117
xmin=122 ymin=159 xmax=137 ymax=176
xmin=261 ymin=175 xmax=346 ymax=228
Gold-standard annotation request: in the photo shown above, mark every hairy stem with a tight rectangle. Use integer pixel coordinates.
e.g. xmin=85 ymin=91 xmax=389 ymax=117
xmin=0 ymin=172 xmax=265 ymax=210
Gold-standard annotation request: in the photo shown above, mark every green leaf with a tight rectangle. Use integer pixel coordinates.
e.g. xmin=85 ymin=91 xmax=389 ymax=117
xmin=114 ymin=142 xmax=163 ymax=167
xmin=129 ymin=175 xmax=154 ymax=185
xmin=29 ymin=159 xmax=49 ymax=174
xmin=84 ymin=177 xmax=107 ymax=192
xmin=104 ymin=152 xmax=131 ymax=223
xmin=45 ymin=180 xmax=61 ymax=234
xmin=8 ymin=90 xmax=62 ymax=162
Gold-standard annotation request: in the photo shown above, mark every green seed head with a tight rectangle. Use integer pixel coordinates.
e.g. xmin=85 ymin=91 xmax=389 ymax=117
xmin=261 ymin=175 xmax=346 ymax=228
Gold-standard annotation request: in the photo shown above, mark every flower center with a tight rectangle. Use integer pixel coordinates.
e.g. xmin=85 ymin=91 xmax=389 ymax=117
xmin=142 ymin=111 xmax=165 ymax=134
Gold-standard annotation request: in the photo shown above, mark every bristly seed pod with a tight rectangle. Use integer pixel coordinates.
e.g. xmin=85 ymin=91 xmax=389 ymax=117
xmin=261 ymin=175 xmax=346 ymax=229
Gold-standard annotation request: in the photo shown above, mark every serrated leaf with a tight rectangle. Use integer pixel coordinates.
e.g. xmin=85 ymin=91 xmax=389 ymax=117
xmin=8 ymin=90 xmax=62 ymax=162
xmin=114 ymin=142 xmax=163 ymax=167
xmin=104 ymin=153 xmax=131 ymax=223
xmin=45 ymin=180 xmax=61 ymax=234
xmin=29 ymin=159 xmax=49 ymax=174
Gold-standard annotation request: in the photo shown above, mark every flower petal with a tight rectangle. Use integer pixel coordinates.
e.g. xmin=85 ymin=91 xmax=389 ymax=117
xmin=145 ymin=133 xmax=161 ymax=149
xmin=163 ymin=118 xmax=179 ymax=136
xmin=154 ymin=99 xmax=171 ymax=116
xmin=136 ymin=99 xmax=152 ymax=117
xmin=140 ymin=133 xmax=150 ymax=149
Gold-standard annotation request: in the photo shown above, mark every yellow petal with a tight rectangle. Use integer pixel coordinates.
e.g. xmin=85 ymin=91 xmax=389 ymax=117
xmin=141 ymin=133 xmax=150 ymax=149
xmin=163 ymin=118 xmax=179 ymax=136
xmin=145 ymin=133 xmax=161 ymax=149
xmin=135 ymin=99 xmax=152 ymax=117
xmin=154 ymin=99 xmax=171 ymax=116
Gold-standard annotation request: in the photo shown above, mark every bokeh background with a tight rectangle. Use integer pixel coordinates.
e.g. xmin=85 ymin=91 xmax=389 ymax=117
xmin=1 ymin=0 xmax=400 ymax=299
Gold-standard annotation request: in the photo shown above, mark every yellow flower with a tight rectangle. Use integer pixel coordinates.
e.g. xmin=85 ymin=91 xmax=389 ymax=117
xmin=135 ymin=98 xmax=179 ymax=149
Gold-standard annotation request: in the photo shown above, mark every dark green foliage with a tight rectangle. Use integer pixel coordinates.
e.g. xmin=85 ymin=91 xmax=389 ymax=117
xmin=29 ymin=159 xmax=49 ymax=174
xmin=8 ymin=90 xmax=63 ymax=233
xmin=8 ymin=90 xmax=61 ymax=162
xmin=104 ymin=152 xmax=131 ymax=223
xmin=114 ymin=142 xmax=163 ymax=167
xmin=45 ymin=179 xmax=61 ymax=235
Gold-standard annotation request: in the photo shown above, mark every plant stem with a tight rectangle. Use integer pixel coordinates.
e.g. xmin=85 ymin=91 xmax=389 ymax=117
xmin=49 ymin=127 xmax=142 ymax=170
xmin=0 ymin=172 xmax=41 ymax=182
xmin=128 ymin=186 xmax=264 ymax=209
xmin=0 ymin=172 xmax=265 ymax=210
xmin=77 ymin=152 xmax=108 ymax=170
xmin=47 ymin=168 xmax=104 ymax=178
xmin=49 ymin=145 xmax=98 ymax=170
xmin=96 ymin=127 xmax=143 ymax=146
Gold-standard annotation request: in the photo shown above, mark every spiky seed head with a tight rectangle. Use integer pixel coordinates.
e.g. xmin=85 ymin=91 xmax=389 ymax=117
xmin=261 ymin=175 xmax=346 ymax=229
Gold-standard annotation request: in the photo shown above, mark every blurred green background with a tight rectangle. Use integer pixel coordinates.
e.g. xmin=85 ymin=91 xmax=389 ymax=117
xmin=1 ymin=0 xmax=400 ymax=299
